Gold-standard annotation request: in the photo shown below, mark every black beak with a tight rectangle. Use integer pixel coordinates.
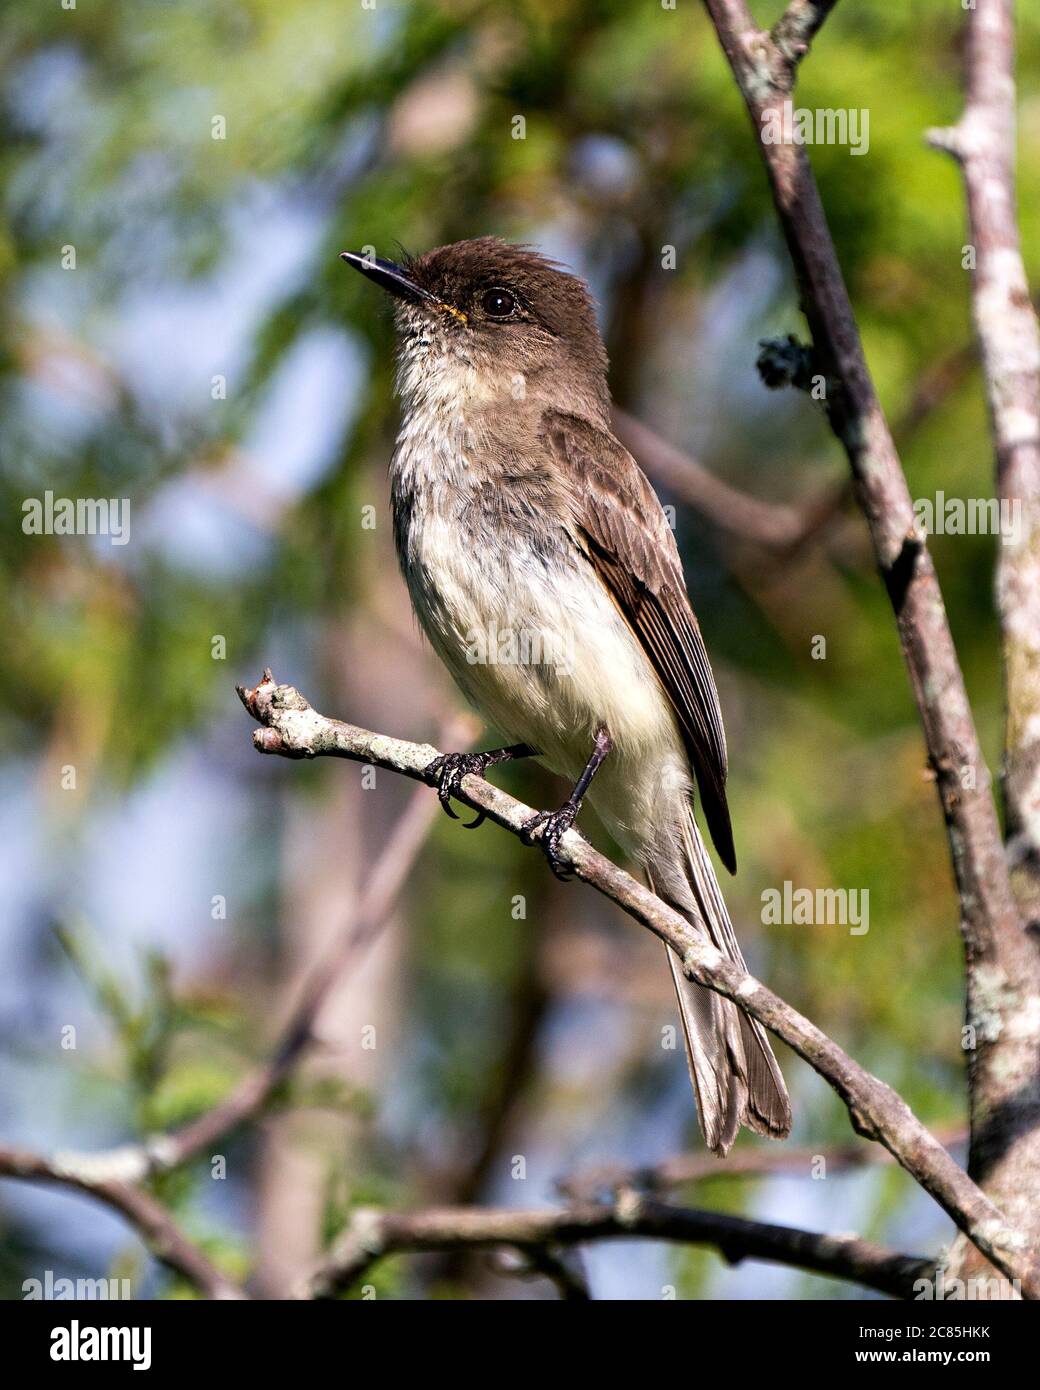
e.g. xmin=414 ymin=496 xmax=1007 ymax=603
xmin=339 ymin=251 xmax=433 ymax=305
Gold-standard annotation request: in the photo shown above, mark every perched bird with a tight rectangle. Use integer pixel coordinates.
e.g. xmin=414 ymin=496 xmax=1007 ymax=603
xmin=341 ymin=237 xmax=791 ymax=1154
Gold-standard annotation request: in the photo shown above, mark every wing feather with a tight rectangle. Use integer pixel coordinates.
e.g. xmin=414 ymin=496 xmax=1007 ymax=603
xmin=542 ymin=411 xmax=736 ymax=872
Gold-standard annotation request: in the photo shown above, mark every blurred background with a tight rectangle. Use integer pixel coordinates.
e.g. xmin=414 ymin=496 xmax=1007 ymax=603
xmin=1 ymin=0 xmax=1038 ymax=1299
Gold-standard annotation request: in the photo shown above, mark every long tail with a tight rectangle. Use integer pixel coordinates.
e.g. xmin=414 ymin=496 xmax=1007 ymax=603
xmin=648 ymin=806 xmax=791 ymax=1156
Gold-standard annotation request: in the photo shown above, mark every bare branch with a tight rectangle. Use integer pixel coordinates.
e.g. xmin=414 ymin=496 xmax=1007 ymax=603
xmin=302 ymin=1192 xmax=933 ymax=1301
xmin=238 ymin=670 xmax=1040 ymax=1295
xmin=24 ymin=747 xmax=453 ymax=1196
xmin=163 ymin=738 xmax=458 ymax=1167
xmin=498 ymin=1244 xmax=592 ymax=1301
xmin=770 ymin=0 xmax=841 ymax=88
xmin=612 ymin=406 xmax=848 ymax=553
xmin=559 ymin=1125 xmax=969 ymax=1200
xmin=613 ymin=321 xmax=991 ymax=563
xmin=701 ymin=0 xmax=1038 ymax=1225
xmin=928 ymin=3 xmax=1040 ymax=929
xmin=924 ymin=0 xmax=1040 ymax=1274
xmin=0 ymin=1144 xmax=246 ymax=1300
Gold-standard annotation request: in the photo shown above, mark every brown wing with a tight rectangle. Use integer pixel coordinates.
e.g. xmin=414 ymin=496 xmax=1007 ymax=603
xmin=541 ymin=410 xmax=736 ymax=873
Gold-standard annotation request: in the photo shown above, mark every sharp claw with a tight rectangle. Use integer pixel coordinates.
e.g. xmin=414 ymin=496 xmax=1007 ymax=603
xmin=427 ymin=751 xmax=489 ymax=826
xmin=520 ymin=811 xmax=548 ymax=847
xmin=463 ymin=810 xmax=486 ymax=829
xmin=522 ymin=807 xmax=578 ymax=879
xmin=546 ymin=831 xmax=575 ymax=880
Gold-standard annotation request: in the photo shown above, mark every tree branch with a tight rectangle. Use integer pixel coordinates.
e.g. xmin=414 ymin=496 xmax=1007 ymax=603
xmin=701 ymin=0 xmax=1036 ymax=1225
xmin=922 ymin=0 xmax=1040 ymax=1272
xmin=770 ymin=0 xmax=841 ymax=89
xmin=559 ymin=1126 xmax=969 ymax=1199
xmin=21 ymin=748 xmax=453 ymax=1194
xmin=302 ymin=1192 xmax=933 ymax=1301
xmin=162 ymin=740 xmax=457 ymax=1168
xmin=0 ymin=1144 xmax=246 ymax=1300
xmin=0 ymin=749 xmax=465 ymax=1299
xmin=928 ymin=2 xmax=1040 ymax=931
xmin=611 ymin=406 xmax=848 ymax=553
xmin=497 ymin=1243 xmax=592 ymax=1301
xmin=238 ymin=669 xmax=1040 ymax=1296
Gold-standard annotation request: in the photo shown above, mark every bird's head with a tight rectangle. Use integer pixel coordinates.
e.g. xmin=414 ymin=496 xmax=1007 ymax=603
xmin=340 ymin=236 xmax=609 ymax=415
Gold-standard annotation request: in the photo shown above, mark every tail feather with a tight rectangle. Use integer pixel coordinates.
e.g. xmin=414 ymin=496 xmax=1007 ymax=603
xmin=664 ymin=944 xmax=746 ymax=1154
xmin=650 ymin=807 xmax=791 ymax=1155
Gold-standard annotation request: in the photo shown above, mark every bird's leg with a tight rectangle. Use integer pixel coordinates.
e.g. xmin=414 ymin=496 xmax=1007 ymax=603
xmin=425 ymin=742 xmax=537 ymax=829
xmin=522 ymin=724 xmax=613 ymax=881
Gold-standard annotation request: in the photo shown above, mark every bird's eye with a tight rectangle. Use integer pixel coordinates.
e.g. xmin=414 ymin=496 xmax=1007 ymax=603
xmin=480 ymin=287 xmax=518 ymax=319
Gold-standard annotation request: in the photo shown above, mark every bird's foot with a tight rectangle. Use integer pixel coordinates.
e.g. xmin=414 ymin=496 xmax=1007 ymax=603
xmin=424 ymin=751 xmax=495 ymax=829
xmin=521 ymin=802 xmax=581 ymax=881
xmin=425 ymin=742 xmax=536 ymax=829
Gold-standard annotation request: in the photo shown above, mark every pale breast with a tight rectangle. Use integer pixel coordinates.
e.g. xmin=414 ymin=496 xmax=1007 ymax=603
xmin=386 ymin=341 xmax=692 ymax=856
xmin=392 ymin=426 xmax=683 ymax=792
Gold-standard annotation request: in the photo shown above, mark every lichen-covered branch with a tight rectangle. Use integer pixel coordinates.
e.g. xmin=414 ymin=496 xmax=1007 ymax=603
xmin=769 ymin=0 xmax=840 ymax=86
xmin=928 ymin=9 xmax=1040 ymax=911
xmin=928 ymin=5 xmax=1040 ymax=917
xmin=303 ymin=1193 xmax=933 ymax=1301
xmin=237 ymin=670 xmax=1039 ymax=1296
xmin=924 ymin=0 xmax=1040 ymax=1278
